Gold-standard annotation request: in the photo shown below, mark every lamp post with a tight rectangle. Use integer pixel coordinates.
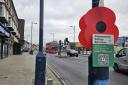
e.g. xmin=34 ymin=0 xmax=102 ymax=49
xmin=35 ymin=0 xmax=46 ymax=84
xmin=69 ymin=26 xmax=75 ymax=49
xmin=30 ymin=22 xmax=37 ymax=52
xmin=27 ymin=34 xmax=30 ymax=42
xmin=50 ymin=33 xmax=55 ymax=41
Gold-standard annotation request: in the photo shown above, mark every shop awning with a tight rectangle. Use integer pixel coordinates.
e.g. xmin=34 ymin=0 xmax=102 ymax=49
xmin=0 ymin=26 xmax=5 ymax=33
xmin=0 ymin=23 xmax=10 ymax=37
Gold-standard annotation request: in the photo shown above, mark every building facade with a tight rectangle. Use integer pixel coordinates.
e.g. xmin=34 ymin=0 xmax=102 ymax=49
xmin=0 ymin=0 xmax=24 ymax=58
xmin=13 ymin=19 xmax=25 ymax=54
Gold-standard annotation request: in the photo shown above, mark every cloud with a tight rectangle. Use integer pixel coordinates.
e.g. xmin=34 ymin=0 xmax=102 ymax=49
xmin=105 ymin=0 xmax=128 ymax=37
xmin=13 ymin=0 xmax=128 ymax=44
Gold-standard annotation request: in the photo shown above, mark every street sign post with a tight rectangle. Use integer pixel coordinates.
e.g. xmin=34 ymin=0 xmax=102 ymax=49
xmin=93 ymin=34 xmax=114 ymax=67
xmin=78 ymin=1 xmax=119 ymax=85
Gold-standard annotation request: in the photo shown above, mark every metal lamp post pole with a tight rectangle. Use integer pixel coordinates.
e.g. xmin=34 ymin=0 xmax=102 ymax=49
xmin=51 ymin=33 xmax=55 ymax=41
xmin=27 ymin=34 xmax=30 ymax=42
xmin=39 ymin=0 xmax=44 ymax=52
xmin=27 ymin=34 xmax=30 ymax=51
xmin=53 ymin=33 xmax=55 ymax=41
xmin=31 ymin=22 xmax=37 ymax=51
xmin=73 ymin=26 xmax=75 ymax=46
xmin=31 ymin=22 xmax=33 ymax=50
xmin=35 ymin=0 xmax=46 ymax=85
xmin=70 ymin=26 xmax=75 ymax=49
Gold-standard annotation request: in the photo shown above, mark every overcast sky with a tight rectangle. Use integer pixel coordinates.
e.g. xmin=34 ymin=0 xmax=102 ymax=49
xmin=13 ymin=0 xmax=128 ymax=44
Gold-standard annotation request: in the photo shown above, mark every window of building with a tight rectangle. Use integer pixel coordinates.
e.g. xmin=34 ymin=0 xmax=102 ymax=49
xmin=0 ymin=5 xmax=3 ymax=15
xmin=8 ymin=17 xmax=11 ymax=25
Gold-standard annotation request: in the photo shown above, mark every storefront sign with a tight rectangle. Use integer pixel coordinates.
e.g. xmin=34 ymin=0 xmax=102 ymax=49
xmin=93 ymin=34 xmax=114 ymax=67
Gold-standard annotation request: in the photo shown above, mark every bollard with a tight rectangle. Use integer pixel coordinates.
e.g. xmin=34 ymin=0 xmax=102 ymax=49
xmin=47 ymin=78 xmax=53 ymax=85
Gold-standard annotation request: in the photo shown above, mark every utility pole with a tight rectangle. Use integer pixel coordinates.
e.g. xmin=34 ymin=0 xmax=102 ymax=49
xmin=27 ymin=34 xmax=30 ymax=42
xmin=30 ymin=22 xmax=37 ymax=54
xmin=88 ymin=0 xmax=109 ymax=85
xmin=58 ymin=40 xmax=62 ymax=56
xmin=79 ymin=0 xmax=118 ymax=85
xmin=99 ymin=0 xmax=104 ymax=6
xmin=31 ymin=22 xmax=33 ymax=50
xmin=35 ymin=0 xmax=46 ymax=85
xmin=51 ymin=33 xmax=55 ymax=41
xmin=69 ymin=26 xmax=75 ymax=49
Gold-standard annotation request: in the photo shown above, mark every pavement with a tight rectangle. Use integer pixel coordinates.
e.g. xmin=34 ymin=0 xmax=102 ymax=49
xmin=0 ymin=53 xmax=63 ymax=85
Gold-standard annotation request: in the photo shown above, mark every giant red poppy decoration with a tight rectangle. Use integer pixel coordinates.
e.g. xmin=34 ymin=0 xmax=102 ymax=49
xmin=79 ymin=7 xmax=119 ymax=49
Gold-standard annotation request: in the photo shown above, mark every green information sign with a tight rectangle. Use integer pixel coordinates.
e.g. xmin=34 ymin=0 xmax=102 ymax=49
xmin=92 ymin=34 xmax=114 ymax=67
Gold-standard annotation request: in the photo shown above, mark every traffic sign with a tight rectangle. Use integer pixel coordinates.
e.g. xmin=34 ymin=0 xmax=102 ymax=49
xmin=93 ymin=34 xmax=114 ymax=44
xmin=92 ymin=34 xmax=114 ymax=67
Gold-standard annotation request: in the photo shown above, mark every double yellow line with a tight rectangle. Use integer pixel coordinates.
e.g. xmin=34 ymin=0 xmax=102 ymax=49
xmin=47 ymin=64 xmax=69 ymax=85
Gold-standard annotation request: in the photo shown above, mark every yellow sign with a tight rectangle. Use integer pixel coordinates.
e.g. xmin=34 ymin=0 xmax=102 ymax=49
xmin=13 ymin=36 xmax=19 ymax=43
xmin=75 ymin=42 xmax=83 ymax=47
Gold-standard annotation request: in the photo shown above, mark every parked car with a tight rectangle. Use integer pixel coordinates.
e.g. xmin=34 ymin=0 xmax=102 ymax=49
xmin=113 ymin=48 xmax=128 ymax=73
xmin=66 ymin=49 xmax=78 ymax=57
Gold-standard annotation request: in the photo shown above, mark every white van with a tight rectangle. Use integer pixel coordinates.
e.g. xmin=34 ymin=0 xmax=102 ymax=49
xmin=113 ymin=48 xmax=128 ymax=72
xmin=66 ymin=49 xmax=78 ymax=57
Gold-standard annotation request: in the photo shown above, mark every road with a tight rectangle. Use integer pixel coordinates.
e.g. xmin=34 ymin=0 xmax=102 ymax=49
xmin=47 ymin=54 xmax=128 ymax=85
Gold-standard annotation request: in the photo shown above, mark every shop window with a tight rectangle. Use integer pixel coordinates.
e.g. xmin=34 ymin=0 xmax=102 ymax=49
xmin=8 ymin=17 xmax=11 ymax=25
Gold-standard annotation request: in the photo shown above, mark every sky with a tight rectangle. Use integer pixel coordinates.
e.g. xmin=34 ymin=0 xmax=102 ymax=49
xmin=13 ymin=0 xmax=128 ymax=44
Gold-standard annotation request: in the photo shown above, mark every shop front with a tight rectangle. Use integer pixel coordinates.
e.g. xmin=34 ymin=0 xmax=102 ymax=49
xmin=7 ymin=36 xmax=14 ymax=56
xmin=13 ymin=36 xmax=21 ymax=55
xmin=0 ymin=23 xmax=10 ymax=59
xmin=2 ymin=41 xmax=8 ymax=58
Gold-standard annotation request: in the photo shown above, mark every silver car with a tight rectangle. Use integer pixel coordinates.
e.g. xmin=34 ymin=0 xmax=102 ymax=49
xmin=66 ymin=49 xmax=78 ymax=57
xmin=113 ymin=48 xmax=128 ymax=72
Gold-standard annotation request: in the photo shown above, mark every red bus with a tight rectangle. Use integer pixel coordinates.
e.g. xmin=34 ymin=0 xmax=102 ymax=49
xmin=46 ymin=41 xmax=58 ymax=54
